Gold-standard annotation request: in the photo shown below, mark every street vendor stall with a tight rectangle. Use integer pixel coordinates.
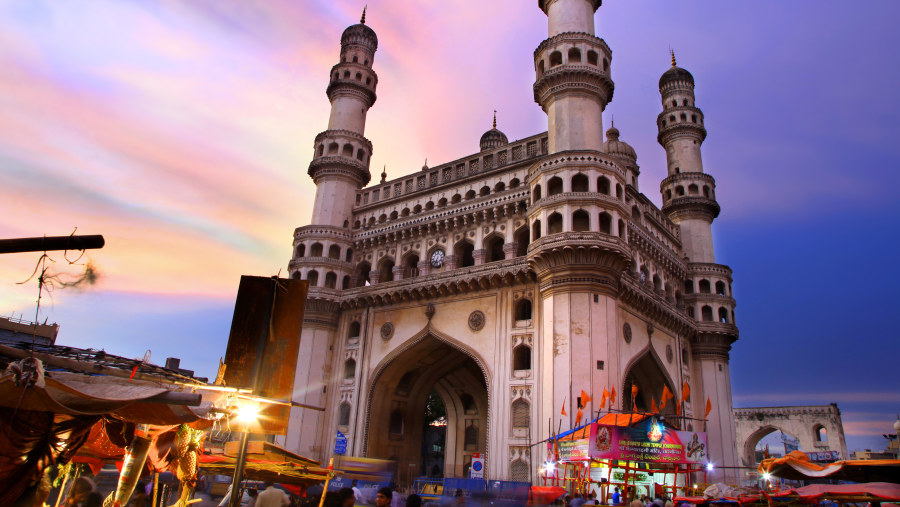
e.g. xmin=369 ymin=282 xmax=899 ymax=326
xmin=758 ymin=450 xmax=900 ymax=483
xmin=540 ymin=413 xmax=711 ymax=502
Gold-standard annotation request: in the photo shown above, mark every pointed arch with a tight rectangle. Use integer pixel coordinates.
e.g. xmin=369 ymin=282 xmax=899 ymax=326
xmin=621 ymin=345 xmax=677 ymax=416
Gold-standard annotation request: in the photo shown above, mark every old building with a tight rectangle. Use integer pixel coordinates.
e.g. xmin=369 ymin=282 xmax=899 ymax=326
xmin=283 ymin=0 xmax=740 ymax=483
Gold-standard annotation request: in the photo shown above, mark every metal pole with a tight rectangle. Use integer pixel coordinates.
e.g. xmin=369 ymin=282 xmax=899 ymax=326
xmin=317 ymin=458 xmax=335 ymax=507
xmin=228 ymin=428 xmax=252 ymax=507
xmin=0 ymin=235 xmax=105 ymax=254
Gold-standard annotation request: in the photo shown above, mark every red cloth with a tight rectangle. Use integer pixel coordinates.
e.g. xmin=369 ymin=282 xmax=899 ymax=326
xmin=773 ymin=482 xmax=900 ymax=501
xmin=531 ymin=486 xmax=565 ymax=505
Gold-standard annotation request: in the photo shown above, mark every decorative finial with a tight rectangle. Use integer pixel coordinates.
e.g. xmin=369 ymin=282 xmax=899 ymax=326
xmin=670 ymin=49 xmax=677 ymax=68
xmin=611 ymin=115 xmax=615 ymax=128
xmin=380 ymin=164 xmax=386 ymax=183
xmin=361 ymin=5 xmax=367 ymax=24
xmin=493 ymin=110 xmax=497 ymax=129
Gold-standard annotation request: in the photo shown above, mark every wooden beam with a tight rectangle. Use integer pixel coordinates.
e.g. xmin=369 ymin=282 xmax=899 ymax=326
xmin=0 ymin=235 xmax=105 ymax=254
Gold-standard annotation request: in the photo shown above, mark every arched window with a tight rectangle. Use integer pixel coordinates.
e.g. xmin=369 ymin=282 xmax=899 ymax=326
xmin=310 ymin=243 xmax=323 ymax=257
xmin=572 ymin=209 xmax=590 ymax=231
xmin=684 ymin=280 xmax=694 ymax=294
xmin=513 ymin=344 xmax=531 ymax=371
xmin=485 ymin=235 xmax=505 ymax=262
xmin=479 ymin=185 xmax=490 ymax=197
xmin=538 ymin=60 xmax=545 ymax=75
xmin=465 ymin=190 xmax=476 ymax=200
xmin=425 ymin=201 xmax=434 ymax=210
xmin=701 ymin=305 xmax=713 ymax=322
xmin=378 ymin=258 xmax=395 ymax=282
xmin=455 ymin=240 xmax=475 ymax=268
xmin=378 ymin=213 xmax=387 ymax=223
xmin=328 ymin=142 xmax=339 ymax=154
xmin=345 ymin=248 xmax=353 ymax=262
xmin=451 ymin=193 xmax=462 ymax=203
xmin=682 ymin=348 xmax=689 ymax=366
xmin=494 ymin=181 xmax=506 ymax=192
xmin=703 ymin=185 xmax=710 ymax=198
xmin=328 ymin=245 xmax=341 ymax=259
xmin=572 ymin=173 xmax=589 ymax=192
xmin=631 ymin=206 xmax=642 ymax=223
xmin=718 ymin=307 xmax=729 ymax=323
xmin=549 ymin=51 xmax=562 ymax=67
xmin=616 ymin=184 xmax=623 ymax=199
xmin=354 ymin=262 xmax=371 ymax=287
xmin=324 ymin=271 xmax=337 ymax=289
xmin=349 ymin=321 xmax=361 ymax=339
xmin=464 ymin=422 xmax=478 ymax=450
xmin=401 ymin=207 xmax=410 ymax=217
xmin=676 ymin=186 xmax=685 ymax=196
xmin=548 ymin=212 xmax=563 ymax=234
xmin=617 ymin=219 xmax=625 ymax=238
xmin=814 ymin=425 xmax=828 ymax=442
xmin=390 ymin=211 xmax=398 ymax=220
xmin=338 ymin=403 xmax=351 ymax=426
xmin=316 ymin=145 xmax=324 ymax=157
xmin=413 ymin=204 xmax=422 ymax=214
xmin=510 ymin=178 xmax=521 ymax=188
xmin=514 ymin=226 xmax=530 ymax=257
xmin=461 ymin=393 xmax=477 ymax=414
xmin=532 ymin=220 xmax=542 ymax=240
xmin=688 ymin=184 xmax=699 ymax=195
xmin=356 ymin=148 xmax=364 ymax=160
xmin=344 ymin=358 xmax=356 ymax=379
xmin=680 ymin=113 xmax=688 ymax=122
xmin=352 ymin=55 xmax=358 ymax=63
xmin=653 ymin=274 xmax=662 ymax=292
xmin=389 ymin=409 xmax=403 ymax=435
xmin=597 ymin=176 xmax=610 ymax=195
xmin=295 ymin=244 xmax=306 ymax=257
xmin=548 ymin=176 xmax=563 ymax=196
xmin=587 ymin=50 xmax=598 ymax=65
xmin=515 ymin=299 xmax=533 ymax=321
xmin=568 ymin=47 xmax=582 ymax=63
xmin=404 ymin=254 xmax=420 ymax=278
xmin=640 ymin=266 xmax=650 ymax=284
xmin=533 ymin=185 xmax=542 ymax=201
xmin=342 ymin=144 xmax=354 ymax=157
xmin=665 ymin=189 xmax=672 ymax=201
xmin=603 ymin=58 xmax=609 ymax=71
xmin=342 ymin=275 xmax=351 ymax=290
xmin=715 ymin=281 xmax=726 ymax=295
xmin=512 ymin=398 xmax=530 ymax=431
xmin=687 ymin=306 xmax=695 ymax=318
xmin=598 ymin=212 xmax=612 ymax=234
xmin=306 ymin=270 xmax=319 ymax=287
xmin=291 ymin=271 xmax=302 ymax=280
xmin=699 ymin=279 xmax=711 ymax=293
xmin=438 ymin=197 xmax=447 ymax=207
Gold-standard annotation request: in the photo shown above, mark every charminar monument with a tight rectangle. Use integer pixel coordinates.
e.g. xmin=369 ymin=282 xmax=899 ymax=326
xmin=283 ymin=0 xmax=740 ymax=484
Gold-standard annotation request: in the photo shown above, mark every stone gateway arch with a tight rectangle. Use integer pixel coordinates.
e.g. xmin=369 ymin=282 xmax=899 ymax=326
xmin=281 ymin=0 xmax=745 ymax=484
xmin=734 ymin=405 xmax=848 ymax=468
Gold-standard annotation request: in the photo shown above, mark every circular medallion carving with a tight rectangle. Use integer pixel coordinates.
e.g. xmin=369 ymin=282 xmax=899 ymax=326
xmin=623 ymin=323 xmax=632 ymax=343
xmin=380 ymin=322 xmax=394 ymax=340
xmin=468 ymin=311 xmax=486 ymax=331
xmin=666 ymin=344 xmax=674 ymax=363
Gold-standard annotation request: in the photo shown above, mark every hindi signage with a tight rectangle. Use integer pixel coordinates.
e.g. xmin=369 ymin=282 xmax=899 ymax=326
xmin=589 ymin=417 xmax=708 ymax=465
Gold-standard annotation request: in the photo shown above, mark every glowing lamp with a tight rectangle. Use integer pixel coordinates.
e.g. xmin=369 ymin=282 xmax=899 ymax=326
xmin=236 ymin=403 xmax=260 ymax=425
xmin=706 ymin=462 xmax=714 ymax=472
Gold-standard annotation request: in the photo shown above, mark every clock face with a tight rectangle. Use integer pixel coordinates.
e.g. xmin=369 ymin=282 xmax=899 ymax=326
xmin=430 ymin=249 xmax=444 ymax=268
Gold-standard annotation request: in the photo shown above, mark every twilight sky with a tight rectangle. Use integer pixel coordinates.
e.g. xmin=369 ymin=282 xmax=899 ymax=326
xmin=2 ymin=1 xmax=898 ymax=453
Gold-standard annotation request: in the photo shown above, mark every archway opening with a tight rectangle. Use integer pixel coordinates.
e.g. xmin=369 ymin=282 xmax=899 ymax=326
xmin=622 ymin=352 xmax=676 ymax=418
xmin=368 ymin=336 xmax=488 ymax=485
xmin=744 ymin=427 xmax=802 ymax=469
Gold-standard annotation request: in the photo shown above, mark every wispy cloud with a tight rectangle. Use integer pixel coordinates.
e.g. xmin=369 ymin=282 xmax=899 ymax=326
xmin=734 ymin=392 xmax=900 ymax=405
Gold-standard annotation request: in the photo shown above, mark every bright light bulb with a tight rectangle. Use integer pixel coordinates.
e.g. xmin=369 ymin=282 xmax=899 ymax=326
xmin=236 ymin=403 xmax=260 ymax=424
xmin=762 ymin=472 xmax=771 ymax=481
xmin=706 ymin=462 xmax=714 ymax=472
xmin=542 ymin=461 xmax=556 ymax=475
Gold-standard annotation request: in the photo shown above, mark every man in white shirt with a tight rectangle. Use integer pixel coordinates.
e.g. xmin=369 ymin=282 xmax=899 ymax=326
xmin=255 ymin=482 xmax=290 ymax=507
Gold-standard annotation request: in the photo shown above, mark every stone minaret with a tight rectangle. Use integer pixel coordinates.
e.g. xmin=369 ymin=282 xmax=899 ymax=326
xmin=658 ymin=54 xmax=740 ymax=481
xmin=534 ymin=0 xmax=613 ymax=153
xmin=284 ymin=10 xmax=378 ymax=457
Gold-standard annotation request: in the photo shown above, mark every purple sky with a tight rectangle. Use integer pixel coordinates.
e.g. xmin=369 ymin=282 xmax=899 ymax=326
xmin=1 ymin=1 xmax=898 ymax=453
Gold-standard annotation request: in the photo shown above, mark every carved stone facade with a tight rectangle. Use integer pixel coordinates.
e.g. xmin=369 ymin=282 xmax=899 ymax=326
xmin=283 ymin=1 xmax=741 ymax=483
xmin=734 ymin=405 xmax=848 ymax=467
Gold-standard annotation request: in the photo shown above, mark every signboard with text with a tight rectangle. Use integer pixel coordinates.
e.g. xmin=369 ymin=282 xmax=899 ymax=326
xmin=589 ymin=417 xmax=708 ymax=465
xmin=470 ymin=453 xmax=484 ymax=478
xmin=558 ymin=439 xmax=591 ymax=462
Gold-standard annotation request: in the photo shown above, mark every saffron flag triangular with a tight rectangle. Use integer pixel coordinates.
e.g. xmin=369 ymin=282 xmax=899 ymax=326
xmin=660 ymin=385 xmax=674 ymax=410
xmin=704 ymin=396 xmax=713 ymax=418
xmin=561 ymin=397 xmax=567 ymax=417
xmin=650 ymin=396 xmax=659 ymax=414
xmin=675 ymin=402 xmax=682 ymax=416
xmin=575 ymin=408 xmax=584 ymax=427
xmin=580 ymin=390 xmax=592 ymax=406
xmin=601 ymin=388 xmax=610 ymax=410
xmin=630 ymin=384 xmax=639 ymax=405
xmin=680 ymin=382 xmax=691 ymax=404
xmin=610 ymin=386 xmax=617 ymax=405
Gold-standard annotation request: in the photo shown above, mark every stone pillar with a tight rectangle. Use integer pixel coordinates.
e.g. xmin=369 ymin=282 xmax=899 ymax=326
xmin=503 ymin=242 xmax=518 ymax=259
xmin=473 ymin=249 xmax=487 ymax=266
xmin=693 ymin=333 xmax=739 ymax=483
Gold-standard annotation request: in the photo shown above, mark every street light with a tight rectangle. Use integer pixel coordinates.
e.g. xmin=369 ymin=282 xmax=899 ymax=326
xmin=229 ymin=401 xmax=261 ymax=507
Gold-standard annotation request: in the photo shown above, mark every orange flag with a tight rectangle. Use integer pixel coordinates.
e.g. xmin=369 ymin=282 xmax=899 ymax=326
xmin=704 ymin=396 xmax=713 ymax=418
xmin=660 ymin=385 xmax=674 ymax=410
xmin=610 ymin=386 xmax=617 ymax=405
xmin=675 ymin=403 xmax=682 ymax=416
xmin=630 ymin=384 xmax=639 ymax=406
xmin=650 ymin=396 xmax=659 ymax=414
xmin=580 ymin=390 xmax=592 ymax=406
xmin=561 ymin=397 xmax=567 ymax=417
xmin=680 ymin=382 xmax=691 ymax=403
xmin=600 ymin=388 xmax=610 ymax=409
xmin=575 ymin=408 xmax=584 ymax=427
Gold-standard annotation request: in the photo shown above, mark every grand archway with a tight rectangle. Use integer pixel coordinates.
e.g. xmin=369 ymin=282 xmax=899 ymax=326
xmin=622 ymin=349 xmax=677 ymax=418
xmin=367 ymin=334 xmax=488 ymax=484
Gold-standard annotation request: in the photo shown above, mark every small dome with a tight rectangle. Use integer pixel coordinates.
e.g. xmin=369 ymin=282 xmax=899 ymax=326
xmin=603 ymin=125 xmax=637 ymax=162
xmin=480 ymin=128 xmax=508 ymax=151
xmin=659 ymin=65 xmax=694 ymax=89
xmin=341 ymin=23 xmax=378 ymax=49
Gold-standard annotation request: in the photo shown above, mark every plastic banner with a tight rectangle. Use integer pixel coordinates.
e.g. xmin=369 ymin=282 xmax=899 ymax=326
xmin=589 ymin=417 xmax=707 ymax=465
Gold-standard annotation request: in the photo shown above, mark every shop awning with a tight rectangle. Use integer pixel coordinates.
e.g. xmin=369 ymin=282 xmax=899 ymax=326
xmin=768 ymin=482 xmax=900 ymax=502
xmin=198 ymin=454 xmax=335 ymax=487
xmin=557 ymin=413 xmax=652 ymax=441
xmin=758 ymin=450 xmax=900 ymax=482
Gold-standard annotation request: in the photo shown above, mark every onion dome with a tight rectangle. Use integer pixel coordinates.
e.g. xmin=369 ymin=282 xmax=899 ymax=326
xmin=659 ymin=50 xmax=693 ymax=88
xmin=603 ymin=124 xmax=636 ymax=162
xmin=480 ymin=111 xmax=509 ymax=151
xmin=341 ymin=8 xmax=378 ymax=49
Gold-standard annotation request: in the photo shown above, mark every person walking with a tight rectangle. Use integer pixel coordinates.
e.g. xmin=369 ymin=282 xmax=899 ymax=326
xmin=255 ymin=483 xmax=289 ymax=507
